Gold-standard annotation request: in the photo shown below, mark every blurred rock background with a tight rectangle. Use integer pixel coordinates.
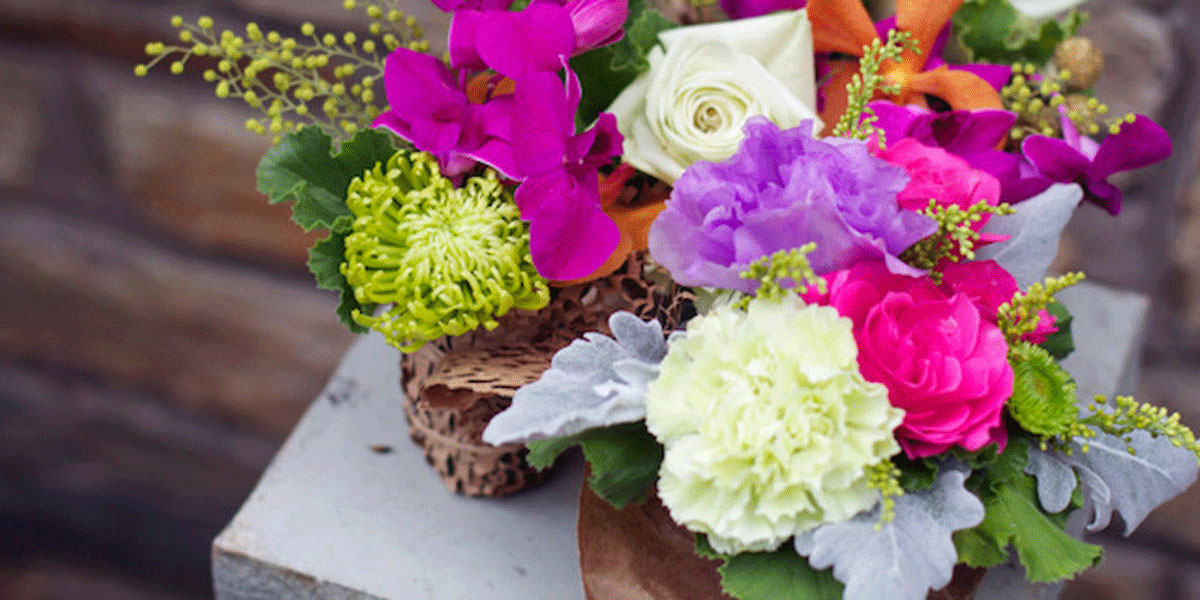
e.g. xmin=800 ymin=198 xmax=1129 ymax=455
xmin=0 ymin=0 xmax=1196 ymax=598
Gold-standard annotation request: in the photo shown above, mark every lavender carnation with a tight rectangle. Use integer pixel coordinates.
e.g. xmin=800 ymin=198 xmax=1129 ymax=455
xmin=648 ymin=118 xmax=936 ymax=292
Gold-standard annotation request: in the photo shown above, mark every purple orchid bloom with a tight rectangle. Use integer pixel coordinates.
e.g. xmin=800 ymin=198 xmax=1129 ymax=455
xmin=1022 ymin=108 xmax=1172 ymax=215
xmin=511 ymin=68 xmax=624 ymax=280
xmin=719 ymin=0 xmax=805 ymax=20
xmin=373 ymin=48 xmax=519 ymax=178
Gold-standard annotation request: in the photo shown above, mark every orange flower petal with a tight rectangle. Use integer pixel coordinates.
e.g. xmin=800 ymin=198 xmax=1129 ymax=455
xmin=608 ymin=201 xmax=667 ymax=251
xmin=909 ymin=67 xmax=1003 ymax=112
xmin=817 ymin=62 xmax=859 ymax=136
xmin=896 ymin=0 xmax=963 ymax=69
xmin=807 ymin=0 xmax=878 ymax=55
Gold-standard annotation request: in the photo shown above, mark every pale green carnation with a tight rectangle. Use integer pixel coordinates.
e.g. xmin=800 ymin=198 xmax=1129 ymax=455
xmin=645 ymin=297 xmax=903 ymax=555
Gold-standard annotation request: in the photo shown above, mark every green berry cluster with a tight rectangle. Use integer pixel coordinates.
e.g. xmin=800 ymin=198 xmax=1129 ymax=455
xmin=135 ymin=1 xmax=427 ymax=143
xmin=900 ymin=200 xmax=1015 ymax=280
xmin=834 ymin=30 xmax=918 ymax=144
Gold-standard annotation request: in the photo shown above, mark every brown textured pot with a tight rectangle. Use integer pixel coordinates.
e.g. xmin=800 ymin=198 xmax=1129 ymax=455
xmin=577 ymin=485 xmax=986 ymax=600
xmin=398 ymin=253 xmax=695 ymax=498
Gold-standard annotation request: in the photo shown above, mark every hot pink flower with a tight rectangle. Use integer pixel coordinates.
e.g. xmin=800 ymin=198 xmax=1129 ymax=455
xmin=940 ymin=261 xmax=1058 ymax=344
xmin=806 ymin=261 xmax=1013 ymax=458
xmin=880 ymin=138 xmax=1002 ymax=233
xmin=511 ymin=68 xmax=624 ymax=281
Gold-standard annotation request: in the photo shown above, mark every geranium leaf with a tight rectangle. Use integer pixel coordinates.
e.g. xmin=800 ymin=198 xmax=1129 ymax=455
xmin=1027 ymin=429 xmax=1199 ymax=535
xmin=483 ymin=313 xmax=667 ymax=446
xmin=955 ymin=438 xmax=1102 ymax=582
xmin=717 ymin=546 xmax=843 ymax=600
xmin=953 ymin=0 xmax=1087 ymax=67
xmin=794 ymin=465 xmax=984 ymax=600
xmin=257 ymin=126 xmax=397 ymax=231
xmin=307 ymin=216 xmax=370 ymax=334
xmin=525 ymin=422 xmax=663 ymax=508
xmin=1039 ymin=301 xmax=1075 ymax=359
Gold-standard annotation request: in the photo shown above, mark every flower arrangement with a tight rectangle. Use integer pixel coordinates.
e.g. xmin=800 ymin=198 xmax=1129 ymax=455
xmin=141 ymin=0 xmax=1194 ymax=596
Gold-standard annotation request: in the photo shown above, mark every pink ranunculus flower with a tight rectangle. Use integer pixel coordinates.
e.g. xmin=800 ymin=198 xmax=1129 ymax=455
xmin=940 ymin=260 xmax=1058 ymax=344
xmin=880 ymin=138 xmax=1003 ymax=236
xmin=806 ymin=261 xmax=1013 ymax=458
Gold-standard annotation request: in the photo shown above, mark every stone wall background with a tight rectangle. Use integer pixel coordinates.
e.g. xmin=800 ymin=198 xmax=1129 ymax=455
xmin=0 ymin=0 xmax=1197 ymax=598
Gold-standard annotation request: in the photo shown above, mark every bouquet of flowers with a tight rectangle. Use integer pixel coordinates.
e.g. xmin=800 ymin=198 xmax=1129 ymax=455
xmin=140 ymin=0 xmax=1197 ymax=596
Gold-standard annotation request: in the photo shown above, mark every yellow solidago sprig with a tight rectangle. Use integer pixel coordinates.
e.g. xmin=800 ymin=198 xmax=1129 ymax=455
xmin=1002 ymin=57 xmax=1133 ymax=143
xmin=900 ymin=200 xmax=1015 ymax=281
xmin=136 ymin=6 xmax=427 ymax=143
xmin=736 ymin=244 xmax=827 ymax=307
xmin=866 ymin=459 xmax=905 ymax=527
xmin=1075 ymin=396 xmax=1200 ymax=464
xmin=996 ymin=273 xmax=1085 ymax=348
xmin=341 ymin=152 xmax=550 ymax=352
xmin=834 ymin=29 xmax=919 ymax=144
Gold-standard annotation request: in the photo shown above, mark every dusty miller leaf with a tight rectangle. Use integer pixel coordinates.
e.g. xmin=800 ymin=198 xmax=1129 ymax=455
xmin=973 ymin=557 xmax=1066 ymax=600
xmin=1027 ymin=429 xmax=1199 ymax=535
xmin=794 ymin=465 xmax=984 ymax=600
xmin=976 ymin=184 xmax=1082 ymax=290
xmin=483 ymin=312 xmax=667 ymax=445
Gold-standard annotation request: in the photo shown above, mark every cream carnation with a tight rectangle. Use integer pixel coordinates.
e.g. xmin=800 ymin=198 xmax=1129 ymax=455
xmin=645 ymin=298 xmax=903 ymax=555
xmin=605 ymin=10 xmax=820 ymax=183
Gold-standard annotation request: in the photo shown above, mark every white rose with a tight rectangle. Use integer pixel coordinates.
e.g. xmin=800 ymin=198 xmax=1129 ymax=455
xmin=606 ymin=10 xmax=820 ymax=184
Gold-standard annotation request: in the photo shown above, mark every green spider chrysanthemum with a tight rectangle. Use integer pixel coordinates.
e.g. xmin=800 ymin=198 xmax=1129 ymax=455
xmin=341 ymin=151 xmax=550 ymax=352
xmin=1007 ymin=342 xmax=1079 ymax=437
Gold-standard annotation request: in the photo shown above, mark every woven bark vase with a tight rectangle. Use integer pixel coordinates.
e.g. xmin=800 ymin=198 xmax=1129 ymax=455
xmin=577 ymin=485 xmax=987 ymax=600
xmin=399 ymin=253 xmax=694 ymax=497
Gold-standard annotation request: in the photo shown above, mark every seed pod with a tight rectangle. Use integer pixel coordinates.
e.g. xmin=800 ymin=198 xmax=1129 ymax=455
xmin=1054 ymin=37 xmax=1105 ymax=90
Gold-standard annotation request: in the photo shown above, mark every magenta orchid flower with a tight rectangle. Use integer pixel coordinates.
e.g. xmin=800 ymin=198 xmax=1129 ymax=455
xmin=512 ymin=68 xmax=624 ymax=280
xmin=430 ymin=0 xmax=510 ymax=11
xmin=719 ymin=0 xmax=805 ymax=20
xmin=1021 ymin=108 xmax=1172 ymax=215
xmin=373 ymin=49 xmax=519 ymax=178
xmin=450 ymin=0 xmax=626 ymax=76
xmin=449 ymin=3 xmax=577 ymax=78
xmin=866 ymin=101 xmax=1046 ymax=203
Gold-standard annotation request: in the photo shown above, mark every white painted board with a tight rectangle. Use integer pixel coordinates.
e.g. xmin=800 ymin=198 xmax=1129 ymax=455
xmin=213 ymin=281 xmax=1148 ymax=599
